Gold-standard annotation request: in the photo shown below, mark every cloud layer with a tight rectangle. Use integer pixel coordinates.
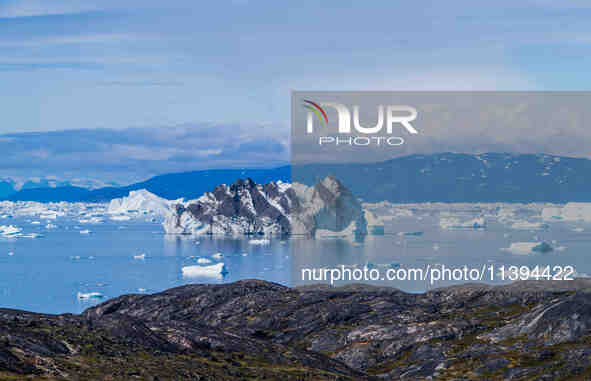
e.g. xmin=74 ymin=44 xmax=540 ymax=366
xmin=0 ymin=124 xmax=288 ymax=184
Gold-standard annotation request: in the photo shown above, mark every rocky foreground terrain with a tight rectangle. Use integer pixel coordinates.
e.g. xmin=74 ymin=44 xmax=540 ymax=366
xmin=3 ymin=279 xmax=591 ymax=380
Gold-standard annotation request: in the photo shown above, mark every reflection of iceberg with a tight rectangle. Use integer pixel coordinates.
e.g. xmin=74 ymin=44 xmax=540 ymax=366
xmin=182 ymin=263 xmax=227 ymax=278
xmin=439 ymin=217 xmax=485 ymax=230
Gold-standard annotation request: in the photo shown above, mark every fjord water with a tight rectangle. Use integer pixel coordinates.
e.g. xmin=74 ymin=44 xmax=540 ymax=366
xmin=1 ymin=205 xmax=591 ymax=314
xmin=0 ymin=216 xmax=290 ymax=314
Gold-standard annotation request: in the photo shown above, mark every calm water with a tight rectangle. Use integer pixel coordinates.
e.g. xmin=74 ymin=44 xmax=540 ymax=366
xmin=1 ymin=206 xmax=590 ymax=314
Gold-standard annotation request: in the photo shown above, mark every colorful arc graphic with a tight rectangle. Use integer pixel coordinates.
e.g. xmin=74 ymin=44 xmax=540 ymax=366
xmin=303 ymin=100 xmax=328 ymax=124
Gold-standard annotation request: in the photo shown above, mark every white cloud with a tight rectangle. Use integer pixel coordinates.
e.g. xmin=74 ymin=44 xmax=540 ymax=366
xmin=0 ymin=0 xmax=101 ymax=18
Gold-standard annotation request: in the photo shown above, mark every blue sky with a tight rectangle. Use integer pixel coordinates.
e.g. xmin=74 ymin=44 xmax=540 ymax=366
xmin=1 ymin=0 xmax=591 ymax=183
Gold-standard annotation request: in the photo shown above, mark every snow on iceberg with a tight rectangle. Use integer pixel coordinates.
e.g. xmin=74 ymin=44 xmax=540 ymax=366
xmin=181 ymin=263 xmax=227 ymax=278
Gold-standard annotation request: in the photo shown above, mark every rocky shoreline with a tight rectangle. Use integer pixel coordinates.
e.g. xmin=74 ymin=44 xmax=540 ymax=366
xmin=3 ymin=279 xmax=591 ymax=380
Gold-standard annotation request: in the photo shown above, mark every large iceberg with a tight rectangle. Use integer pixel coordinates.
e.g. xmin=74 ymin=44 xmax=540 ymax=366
xmin=108 ymin=189 xmax=180 ymax=216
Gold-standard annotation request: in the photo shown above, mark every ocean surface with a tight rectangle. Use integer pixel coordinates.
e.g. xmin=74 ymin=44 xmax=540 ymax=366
xmin=1 ymin=202 xmax=590 ymax=314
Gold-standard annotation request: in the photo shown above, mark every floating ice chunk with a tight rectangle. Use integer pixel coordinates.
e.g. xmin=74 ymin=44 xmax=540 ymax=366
xmin=7 ymin=252 xmax=14 ymax=256
xmin=439 ymin=217 xmax=485 ymax=230
xmin=197 ymin=257 xmax=212 ymax=264
xmin=21 ymin=233 xmax=42 ymax=238
xmin=79 ymin=217 xmax=104 ymax=224
xmin=501 ymin=242 xmax=553 ymax=255
xmin=31 ymin=221 xmax=41 ymax=225
xmin=510 ymin=221 xmax=548 ymax=230
xmin=133 ymin=253 xmax=146 ymax=260
xmin=80 ymin=229 xmax=91 ymax=234
xmin=532 ymin=242 xmax=553 ymax=253
xmin=249 ymin=239 xmax=270 ymax=245
xmin=110 ymin=215 xmax=131 ymax=221
xmin=212 ymin=252 xmax=223 ymax=260
xmin=573 ymin=227 xmax=585 ymax=232
xmin=542 ymin=203 xmax=591 ymax=222
xmin=182 ymin=263 xmax=227 ymax=278
xmin=432 ymin=244 xmax=440 ymax=251
xmin=77 ymin=292 xmax=103 ymax=300
xmin=0 ymin=225 xmax=21 ymax=237
xmin=46 ymin=223 xmax=57 ymax=229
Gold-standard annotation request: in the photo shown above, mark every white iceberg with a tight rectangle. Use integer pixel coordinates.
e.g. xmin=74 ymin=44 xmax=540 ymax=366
xmin=181 ymin=263 xmax=227 ymax=278
xmin=108 ymin=189 xmax=178 ymax=216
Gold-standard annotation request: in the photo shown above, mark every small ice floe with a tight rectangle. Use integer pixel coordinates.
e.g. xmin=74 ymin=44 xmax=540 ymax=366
xmin=79 ymin=217 xmax=104 ymax=224
xmin=440 ymin=217 xmax=485 ymax=230
xmin=0 ymin=225 xmax=21 ymax=237
xmin=77 ymin=292 xmax=103 ymax=300
xmin=573 ymin=227 xmax=585 ymax=232
xmin=242 ymin=252 xmax=248 ymax=256
xmin=7 ymin=252 xmax=14 ymax=256
xmin=71 ymin=255 xmax=81 ymax=260
xmin=110 ymin=215 xmax=131 ymax=221
xmin=197 ymin=257 xmax=212 ymax=264
xmin=133 ymin=253 xmax=146 ymax=260
xmin=211 ymin=252 xmax=223 ymax=260
xmin=46 ymin=223 xmax=57 ymax=229
xmin=31 ymin=221 xmax=41 ymax=225
xmin=432 ymin=244 xmax=440 ymax=251
xmin=249 ymin=239 xmax=270 ymax=245
xmin=194 ymin=241 xmax=200 ymax=245
xmin=21 ymin=233 xmax=42 ymax=238
xmin=181 ymin=263 xmax=227 ymax=278
xmin=80 ymin=229 xmax=91 ymax=234
xmin=501 ymin=242 xmax=553 ymax=255
xmin=510 ymin=221 xmax=549 ymax=231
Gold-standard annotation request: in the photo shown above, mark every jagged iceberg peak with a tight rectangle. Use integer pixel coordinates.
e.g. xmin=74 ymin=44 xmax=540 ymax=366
xmin=164 ymin=178 xmax=294 ymax=236
xmin=163 ymin=176 xmax=367 ymax=237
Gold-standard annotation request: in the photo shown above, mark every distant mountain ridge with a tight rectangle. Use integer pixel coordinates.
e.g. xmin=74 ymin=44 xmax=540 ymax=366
xmin=4 ymin=153 xmax=591 ymax=203
xmin=3 ymin=167 xmax=291 ymax=203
